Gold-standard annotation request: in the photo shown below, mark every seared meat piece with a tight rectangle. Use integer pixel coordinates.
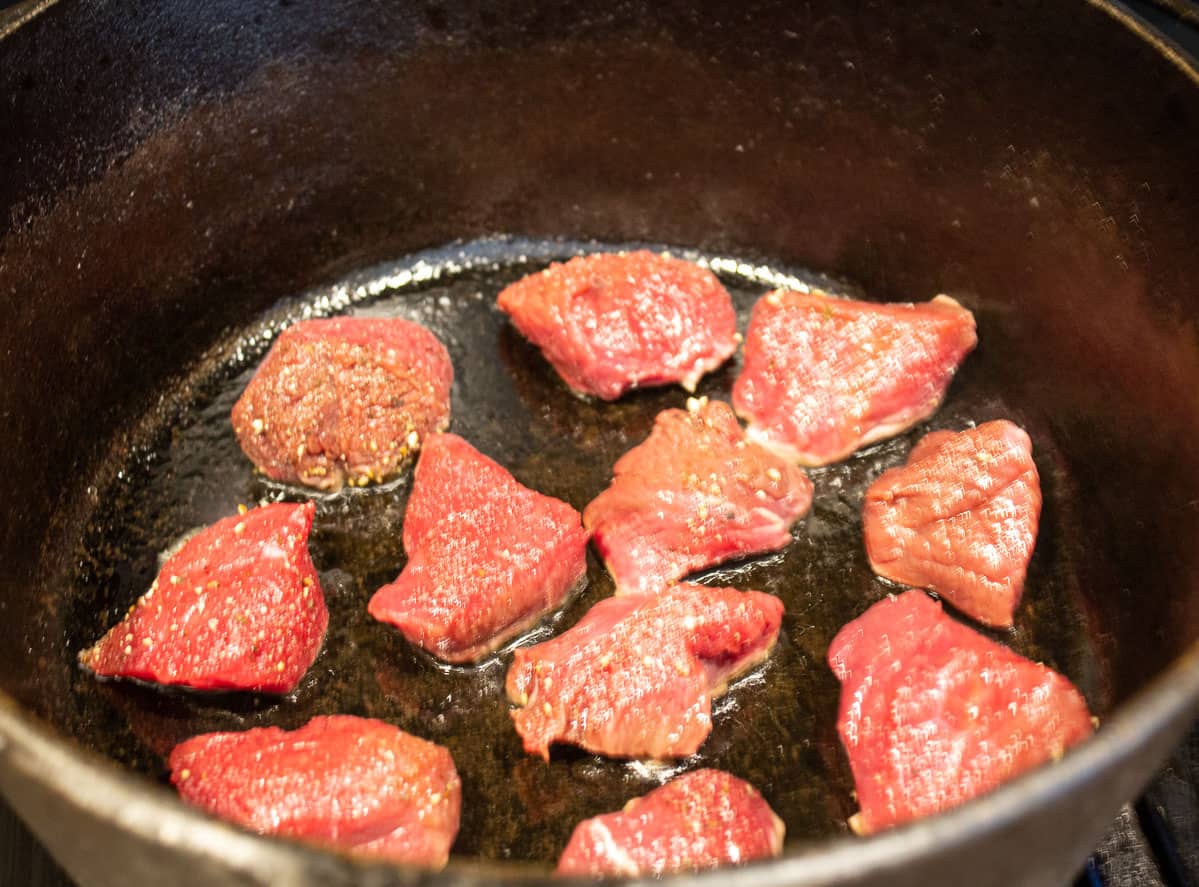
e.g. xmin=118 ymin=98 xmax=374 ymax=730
xmin=368 ymin=433 xmax=589 ymax=663
xmin=507 ymin=583 xmax=783 ymax=760
xmin=169 ymin=715 xmax=461 ymax=868
xmin=231 ymin=316 xmax=452 ymax=491
xmin=584 ymin=398 xmax=812 ymax=594
xmin=79 ymin=502 xmax=326 ymax=694
xmin=556 ymin=769 xmax=785 ymax=877
xmin=828 ymin=590 xmax=1094 ymax=835
xmin=864 ymin=420 xmax=1041 ymax=627
xmin=732 ymin=290 xmax=977 ymax=465
xmin=496 ymin=251 xmax=737 ymax=400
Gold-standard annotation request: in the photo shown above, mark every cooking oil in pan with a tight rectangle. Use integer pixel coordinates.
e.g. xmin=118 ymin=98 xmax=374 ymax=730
xmin=53 ymin=237 xmax=1102 ymax=864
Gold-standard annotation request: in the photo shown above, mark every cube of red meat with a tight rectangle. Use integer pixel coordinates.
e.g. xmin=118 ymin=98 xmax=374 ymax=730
xmin=506 ymin=583 xmax=783 ymax=760
xmin=556 ymin=769 xmax=784 ymax=877
xmin=732 ymin=290 xmax=977 ymax=465
xmin=231 ymin=317 xmax=452 ymax=491
xmin=169 ymin=715 xmax=460 ymax=868
xmin=863 ymin=420 xmax=1042 ymax=627
xmin=496 ymin=251 xmax=737 ymax=400
xmin=827 ymin=590 xmax=1094 ymax=835
xmin=368 ymin=433 xmax=589 ymax=664
xmin=79 ymin=502 xmax=327 ymax=694
xmin=584 ymin=398 xmax=813 ymax=594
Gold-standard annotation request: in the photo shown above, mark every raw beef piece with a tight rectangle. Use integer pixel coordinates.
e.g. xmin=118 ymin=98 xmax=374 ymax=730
xmin=169 ymin=715 xmax=461 ymax=868
xmin=507 ymin=582 xmax=783 ymax=760
xmin=732 ymin=290 xmax=977 ymax=465
xmin=556 ymin=769 xmax=785 ymax=877
xmin=828 ymin=590 xmax=1094 ymax=835
xmin=79 ymin=502 xmax=327 ymax=694
xmin=368 ymin=433 xmax=589 ymax=664
xmin=863 ymin=420 xmax=1041 ymax=627
xmin=231 ymin=316 xmax=452 ymax=491
xmin=584 ymin=398 xmax=813 ymax=594
xmin=496 ymin=251 xmax=737 ymax=400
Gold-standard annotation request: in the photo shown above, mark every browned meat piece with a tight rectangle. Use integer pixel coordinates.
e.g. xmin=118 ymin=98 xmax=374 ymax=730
xmin=169 ymin=715 xmax=461 ymax=867
xmin=368 ymin=433 xmax=589 ymax=663
xmin=733 ymin=289 xmax=977 ymax=465
xmin=79 ymin=502 xmax=327 ymax=693
xmin=829 ymin=590 xmax=1094 ymax=834
xmin=863 ymin=420 xmax=1042 ymax=627
xmin=556 ymin=769 xmax=784 ymax=876
xmin=497 ymin=251 xmax=737 ymax=400
xmin=585 ymin=398 xmax=813 ymax=594
xmin=507 ymin=583 xmax=783 ymax=760
xmin=231 ymin=316 xmax=452 ymax=490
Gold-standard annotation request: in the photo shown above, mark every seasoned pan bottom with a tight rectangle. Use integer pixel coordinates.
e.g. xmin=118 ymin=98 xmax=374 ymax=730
xmin=56 ymin=238 xmax=1102 ymax=863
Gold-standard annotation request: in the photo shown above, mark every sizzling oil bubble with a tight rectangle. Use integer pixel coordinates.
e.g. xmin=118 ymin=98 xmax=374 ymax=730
xmin=60 ymin=236 xmax=1098 ymax=866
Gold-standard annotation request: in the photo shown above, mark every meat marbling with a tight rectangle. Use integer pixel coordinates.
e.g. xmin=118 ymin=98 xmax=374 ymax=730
xmin=79 ymin=502 xmax=327 ymax=693
xmin=584 ymin=397 xmax=813 ymax=594
xmin=863 ymin=420 xmax=1042 ymax=627
xmin=169 ymin=715 xmax=461 ymax=868
xmin=507 ymin=582 xmax=783 ymax=760
xmin=368 ymin=433 xmax=589 ymax=663
xmin=828 ymin=590 xmax=1094 ymax=835
xmin=556 ymin=768 xmax=785 ymax=877
xmin=732 ymin=290 xmax=977 ymax=465
xmin=496 ymin=251 xmax=737 ymax=400
xmin=231 ymin=316 xmax=452 ymax=491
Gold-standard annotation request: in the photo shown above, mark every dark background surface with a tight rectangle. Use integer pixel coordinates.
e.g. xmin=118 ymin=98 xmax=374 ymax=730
xmin=0 ymin=0 xmax=1196 ymax=885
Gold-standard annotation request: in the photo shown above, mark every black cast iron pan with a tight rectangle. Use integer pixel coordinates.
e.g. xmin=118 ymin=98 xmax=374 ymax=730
xmin=1 ymin=1 xmax=1198 ymax=885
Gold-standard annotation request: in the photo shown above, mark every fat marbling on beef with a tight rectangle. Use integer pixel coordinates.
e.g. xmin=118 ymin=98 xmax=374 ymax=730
xmin=79 ymin=502 xmax=327 ymax=694
xmin=828 ymin=590 xmax=1094 ymax=834
xmin=507 ymin=582 xmax=783 ymax=760
xmin=496 ymin=251 xmax=737 ymax=400
xmin=584 ymin=397 xmax=813 ymax=594
xmin=169 ymin=715 xmax=461 ymax=868
xmin=863 ymin=420 xmax=1042 ymax=628
xmin=732 ymin=289 xmax=977 ymax=465
xmin=368 ymin=433 xmax=589 ymax=663
xmin=231 ymin=316 xmax=452 ymax=491
xmin=556 ymin=768 xmax=785 ymax=877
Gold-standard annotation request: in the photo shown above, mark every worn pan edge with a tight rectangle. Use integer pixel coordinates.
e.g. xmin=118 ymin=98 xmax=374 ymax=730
xmin=0 ymin=0 xmax=58 ymax=40
xmin=0 ymin=644 xmax=1195 ymax=887
xmin=1087 ymin=0 xmax=1199 ymax=78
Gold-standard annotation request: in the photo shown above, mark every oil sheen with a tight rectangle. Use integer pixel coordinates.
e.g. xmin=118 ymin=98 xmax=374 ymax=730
xmin=58 ymin=237 xmax=1100 ymax=864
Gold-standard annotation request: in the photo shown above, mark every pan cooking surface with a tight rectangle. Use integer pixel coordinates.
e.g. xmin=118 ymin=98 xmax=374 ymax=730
xmin=59 ymin=238 xmax=1101 ymax=863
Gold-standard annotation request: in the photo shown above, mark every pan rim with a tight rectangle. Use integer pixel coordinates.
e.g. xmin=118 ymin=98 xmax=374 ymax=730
xmin=0 ymin=0 xmax=57 ymax=41
xmin=0 ymin=644 xmax=1195 ymax=885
